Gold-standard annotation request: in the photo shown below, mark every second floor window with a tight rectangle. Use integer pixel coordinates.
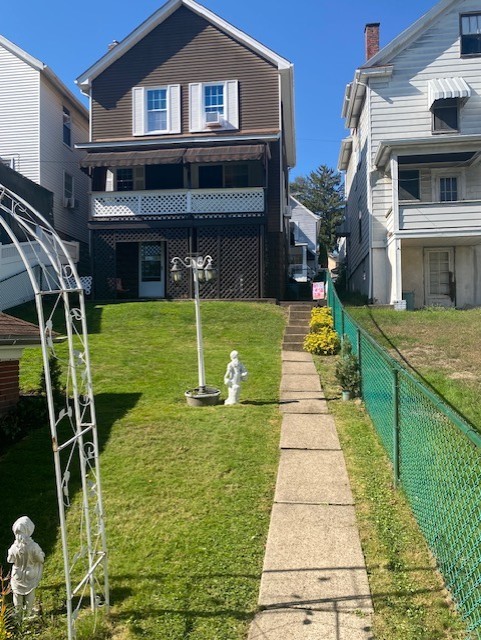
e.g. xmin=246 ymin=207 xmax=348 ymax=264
xmin=116 ymin=168 xmax=134 ymax=191
xmin=132 ymin=85 xmax=181 ymax=136
xmin=398 ymin=170 xmax=420 ymax=201
xmin=432 ymin=98 xmax=459 ymax=132
xmin=147 ymin=89 xmax=168 ymax=133
xmin=204 ymin=84 xmax=224 ymax=124
xmin=461 ymin=13 xmax=481 ymax=55
xmin=440 ymin=177 xmax=458 ymax=202
xmin=63 ymin=107 xmax=71 ymax=147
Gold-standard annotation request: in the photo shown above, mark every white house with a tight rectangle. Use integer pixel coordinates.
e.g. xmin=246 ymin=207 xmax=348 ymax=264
xmin=339 ymin=0 xmax=481 ymax=308
xmin=288 ymin=196 xmax=321 ymax=282
xmin=0 ymin=35 xmax=90 ymax=264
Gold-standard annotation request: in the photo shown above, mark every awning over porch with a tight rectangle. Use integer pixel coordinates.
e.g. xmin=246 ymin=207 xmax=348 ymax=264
xmin=81 ymin=144 xmax=268 ymax=169
xmin=428 ymin=77 xmax=471 ymax=107
xmin=183 ymin=144 xmax=268 ymax=163
xmin=80 ymin=148 xmax=185 ymax=168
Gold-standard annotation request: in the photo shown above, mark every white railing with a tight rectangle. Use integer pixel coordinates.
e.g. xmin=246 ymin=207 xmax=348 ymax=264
xmin=399 ymin=200 xmax=481 ymax=232
xmin=0 ymin=241 xmax=78 ymax=310
xmin=91 ymin=187 xmax=265 ymax=217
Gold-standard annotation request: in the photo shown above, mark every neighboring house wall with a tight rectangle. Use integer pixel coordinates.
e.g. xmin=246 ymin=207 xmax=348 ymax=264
xmin=91 ymin=7 xmax=279 ymax=141
xmin=0 ymin=36 xmax=90 ymax=260
xmin=0 ymin=44 xmax=40 ymax=181
xmin=341 ymin=0 xmax=481 ymax=306
xmin=39 ymin=77 xmax=90 ymax=244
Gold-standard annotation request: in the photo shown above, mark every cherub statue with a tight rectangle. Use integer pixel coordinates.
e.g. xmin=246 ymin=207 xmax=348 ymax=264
xmin=7 ymin=516 xmax=45 ymax=619
xmin=224 ymin=350 xmax=248 ymax=405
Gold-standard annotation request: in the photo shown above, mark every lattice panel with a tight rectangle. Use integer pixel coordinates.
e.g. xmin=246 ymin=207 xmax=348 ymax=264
xmin=196 ymin=229 xmax=220 ymax=299
xmin=220 ymin=226 xmax=261 ymax=299
xmin=141 ymin=193 xmax=188 ymax=215
xmin=192 ymin=189 xmax=264 ymax=214
xmin=93 ymin=195 xmax=140 ymax=217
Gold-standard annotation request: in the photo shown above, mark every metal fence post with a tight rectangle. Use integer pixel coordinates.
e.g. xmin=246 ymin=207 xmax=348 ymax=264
xmin=393 ymin=367 xmax=400 ymax=487
xmin=357 ymin=328 xmax=362 ymax=398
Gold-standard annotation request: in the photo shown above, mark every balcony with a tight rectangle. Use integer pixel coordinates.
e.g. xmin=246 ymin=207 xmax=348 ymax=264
xmin=399 ymin=200 xmax=481 ymax=233
xmin=91 ymin=187 xmax=265 ymax=218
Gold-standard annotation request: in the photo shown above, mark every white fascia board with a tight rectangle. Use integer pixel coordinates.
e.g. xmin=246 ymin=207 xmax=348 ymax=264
xmin=75 ymin=132 xmax=281 ymax=151
xmin=344 ymin=66 xmax=393 ymax=129
xmin=375 ymin=133 xmax=481 ymax=170
xmin=76 ymin=0 xmax=292 ymax=92
xmin=338 ymin=137 xmax=353 ymax=172
xmin=0 ymin=34 xmax=44 ymax=71
xmin=364 ymin=0 xmax=459 ymax=68
xmin=0 ymin=345 xmax=25 ymax=360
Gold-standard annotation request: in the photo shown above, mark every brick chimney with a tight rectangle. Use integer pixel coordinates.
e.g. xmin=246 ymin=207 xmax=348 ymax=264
xmin=365 ymin=23 xmax=380 ymax=61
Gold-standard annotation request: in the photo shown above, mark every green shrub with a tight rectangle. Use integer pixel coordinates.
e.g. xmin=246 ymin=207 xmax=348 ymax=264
xmin=335 ymin=336 xmax=360 ymax=395
xmin=304 ymin=326 xmax=340 ymax=355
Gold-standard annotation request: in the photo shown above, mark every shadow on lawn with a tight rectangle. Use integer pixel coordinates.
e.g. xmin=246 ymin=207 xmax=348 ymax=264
xmin=9 ymin=298 xmax=104 ymax=335
xmin=0 ymin=391 xmax=141 ymax=566
xmin=364 ymin=308 xmax=479 ymax=430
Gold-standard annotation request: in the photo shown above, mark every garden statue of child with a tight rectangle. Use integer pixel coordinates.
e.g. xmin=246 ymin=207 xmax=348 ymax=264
xmin=224 ymin=350 xmax=248 ymax=405
xmin=7 ymin=516 xmax=45 ymax=619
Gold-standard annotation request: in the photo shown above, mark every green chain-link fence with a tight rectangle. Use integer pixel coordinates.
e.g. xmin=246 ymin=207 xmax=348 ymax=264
xmin=326 ymin=273 xmax=481 ymax=639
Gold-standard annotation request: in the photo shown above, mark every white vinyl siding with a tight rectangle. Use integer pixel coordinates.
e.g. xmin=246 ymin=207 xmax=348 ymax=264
xmin=39 ymin=77 xmax=90 ymax=243
xmin=132 ymin=85 xmax=181 ymax=136
xmin=0 ymin=45 xmax=40 ymax=182
xmin=189 ymin=80 xmax=239 ymax=132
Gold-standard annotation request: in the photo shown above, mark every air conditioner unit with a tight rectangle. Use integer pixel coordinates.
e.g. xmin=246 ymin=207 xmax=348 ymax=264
xmin=205 ymin=111 xmax=222 ymax=127
xmin=63 ymin=196 xmax=75 ymax=209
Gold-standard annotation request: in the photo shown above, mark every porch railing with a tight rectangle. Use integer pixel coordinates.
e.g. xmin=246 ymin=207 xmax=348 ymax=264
xmin=399 ymin=200 xmax=481 ymax=232
xmin=91 ymin=187 xmax=265 ymax=217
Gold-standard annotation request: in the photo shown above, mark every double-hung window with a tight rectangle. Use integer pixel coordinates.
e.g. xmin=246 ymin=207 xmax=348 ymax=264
xmin=432 ymin=170 xmax=463 ymax=203
xmin=461 ymin=13 xmax=481 ymax=55
xmin=63 ymin=107 xmax=72 ymax=147
xmin=432 ymin=99 xmax=459 ymax=133
xmin=63 ymin=172 xmax=74 ymax=207
xmin=132 ymin=85 xmax=181 ymax=136
xmin=146 ymin=88 xmax=168 ymax=133
xmin=189 ymin=80 xmax=239 ymax=132
xmin=204 ymin=84 xmax=224 ymax=124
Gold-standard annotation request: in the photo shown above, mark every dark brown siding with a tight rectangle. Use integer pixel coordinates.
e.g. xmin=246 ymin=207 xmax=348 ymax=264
xmin=92 ymin=6 xmax=279 ymax=141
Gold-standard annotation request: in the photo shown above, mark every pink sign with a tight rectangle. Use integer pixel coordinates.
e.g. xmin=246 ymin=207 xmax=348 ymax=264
xmin=312 ymin=282 xmax=325 ymax=300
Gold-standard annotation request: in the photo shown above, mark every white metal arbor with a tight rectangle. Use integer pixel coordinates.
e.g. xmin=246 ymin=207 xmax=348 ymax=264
xmin=0 ymin=184 xmax=108 ymax=639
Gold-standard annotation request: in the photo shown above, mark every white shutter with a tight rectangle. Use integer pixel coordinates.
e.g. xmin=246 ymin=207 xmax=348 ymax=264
xmin=169 ymin=84 xmax=181 ymax=134
xmin=106 ymin=170 xmax=114 ymax=192
xmin=133 ymin=167 xmax=145 ymax=190
xmin=132 ymin=87 xmax=145 ymax=136
xmin=224 ymin=80 xmax=239 ymax=130
xmin=189 ymin=83 xmax=203 ymax=132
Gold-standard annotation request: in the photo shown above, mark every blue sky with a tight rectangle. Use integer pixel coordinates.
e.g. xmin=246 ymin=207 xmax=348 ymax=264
xmin=3 ymin=0 xmax=438 ymax=177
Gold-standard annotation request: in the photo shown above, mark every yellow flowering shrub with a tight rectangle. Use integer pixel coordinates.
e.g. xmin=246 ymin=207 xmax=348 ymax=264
xmin=309 ymin=306 xmax=334 ymax=332
xmin=303 ymin=326 xmax=340 ymax=355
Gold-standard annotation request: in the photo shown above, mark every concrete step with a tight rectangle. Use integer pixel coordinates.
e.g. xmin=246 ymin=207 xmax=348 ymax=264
xmin=289 ymin=311 xmax=311 ymax=322
xmin=284 ymin=326 xmax=309 ymax=336
xmin=282 ymin=342 xmax=305 ymax=352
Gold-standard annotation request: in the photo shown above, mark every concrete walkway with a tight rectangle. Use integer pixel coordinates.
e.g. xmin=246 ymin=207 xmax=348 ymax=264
xmin=248 ymin=349 xmax=374 ymax=640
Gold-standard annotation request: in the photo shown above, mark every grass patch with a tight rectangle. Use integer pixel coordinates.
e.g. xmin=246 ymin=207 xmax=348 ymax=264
xmin=0 ymin=301 xmax=286 ymax=639
xmin=348 ymin=306 xmax=481 ymax=430
xmin=314 ymin=354 xmax=466 ymax=640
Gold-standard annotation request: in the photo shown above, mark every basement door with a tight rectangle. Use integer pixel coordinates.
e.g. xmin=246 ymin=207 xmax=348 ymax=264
xmin=139 ymin=241 xmax=165 ymax=298
xmin=424 ymin=248 xmax=454 ymax=307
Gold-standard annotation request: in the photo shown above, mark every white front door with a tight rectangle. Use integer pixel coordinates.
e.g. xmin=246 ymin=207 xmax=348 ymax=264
xmin=139 ymin=242 xmax=165 ymax=298
xmin=424 ymin=248 xmax=454 ymax=307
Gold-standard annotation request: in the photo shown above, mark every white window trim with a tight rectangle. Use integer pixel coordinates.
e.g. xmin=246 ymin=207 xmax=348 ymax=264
xmin=63 ymin=106 xmax=72 ymax=148
xmin=189 ymin=80 xmax=239 ymax=133
xmin=132 ymin=85 xmax=181 ymax=136
xmin=0 ymin=156 xmax=15 ymax=170
xmin=431 ymin=169 xmax=465 ymax=202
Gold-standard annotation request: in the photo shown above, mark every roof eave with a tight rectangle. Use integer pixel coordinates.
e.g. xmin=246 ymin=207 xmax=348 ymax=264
xmin=344 ymin=66 xmax=393 ymax=129
xmin=338 ymin=137 xmax=353 ymax=172
xmin=363 ymin=0 xmax=459 ymax=68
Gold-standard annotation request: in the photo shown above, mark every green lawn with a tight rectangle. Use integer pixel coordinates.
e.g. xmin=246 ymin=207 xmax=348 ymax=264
xmin=0 ymin=301 xmax=286 ymax=639
xmin=347 ymin=305 xmax=481 ymax=430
